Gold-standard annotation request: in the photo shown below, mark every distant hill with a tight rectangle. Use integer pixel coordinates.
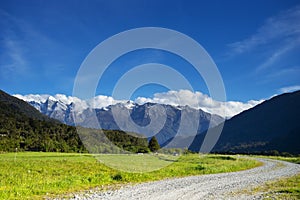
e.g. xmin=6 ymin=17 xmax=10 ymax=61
xmin=0 ymin=90 xmax=149 ymax=153
xmin=189 ymin=90 xmax=300 ymax=154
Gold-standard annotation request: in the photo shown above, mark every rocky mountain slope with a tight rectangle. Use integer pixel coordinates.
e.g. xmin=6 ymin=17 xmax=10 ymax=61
xmin=15 ymin=94 xmax=224 ymax=146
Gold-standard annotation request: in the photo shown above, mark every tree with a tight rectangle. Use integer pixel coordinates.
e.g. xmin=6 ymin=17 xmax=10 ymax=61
xmin=148 ymin=136 xmax=160 ymax=152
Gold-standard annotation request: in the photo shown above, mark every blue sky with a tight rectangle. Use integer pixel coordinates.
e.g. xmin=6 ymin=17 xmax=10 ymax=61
xmin=1 ymin=0 xmax=300 ymax=102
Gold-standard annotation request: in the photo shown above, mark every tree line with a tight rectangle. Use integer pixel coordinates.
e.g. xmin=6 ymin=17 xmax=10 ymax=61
xmin=0 ymin=114 xmax=161 ymax=153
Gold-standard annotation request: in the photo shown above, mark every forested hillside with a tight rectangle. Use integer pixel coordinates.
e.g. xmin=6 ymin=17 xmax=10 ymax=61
xmin=0 ymin=90 xmax=149 ymax=153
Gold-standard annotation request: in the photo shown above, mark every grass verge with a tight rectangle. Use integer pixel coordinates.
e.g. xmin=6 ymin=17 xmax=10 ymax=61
xmin=0 ymin=152 xmax=260 ymax=199
xmin=239 ymin=155 xmax=300 ymax=199
xmin=261 ymin=156 xmax=300 ymax=164
xmin=252 ymin=174 xmax=300 ymax=200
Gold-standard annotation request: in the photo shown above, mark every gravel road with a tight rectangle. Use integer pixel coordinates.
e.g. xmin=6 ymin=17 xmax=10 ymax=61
xmin=70 ymin=158 xmax=300 ymax=200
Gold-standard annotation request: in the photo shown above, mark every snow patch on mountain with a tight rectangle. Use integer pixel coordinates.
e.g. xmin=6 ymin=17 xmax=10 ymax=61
xmin=14 ymin=90 xmax=263 ymax=118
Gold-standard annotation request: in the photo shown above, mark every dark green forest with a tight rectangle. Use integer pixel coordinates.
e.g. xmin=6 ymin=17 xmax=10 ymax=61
xmin=0 ymin=90 xmax=150 ymax=153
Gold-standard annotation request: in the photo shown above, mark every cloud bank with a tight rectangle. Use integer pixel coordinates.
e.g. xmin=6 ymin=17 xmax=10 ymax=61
xmin=135 ymin=90 xmax=263 ymax=118
xmin=15 ymin=90 xmax=264 ymax=118
xmin=279 ymin=85 xmax=300 ymax=93
xmin=14 ymin=93 xmax=128 ymax=113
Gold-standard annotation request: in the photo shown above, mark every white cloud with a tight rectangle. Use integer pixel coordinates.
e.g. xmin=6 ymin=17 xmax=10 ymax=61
xmin=266 ymin=67 xmax=300 ymax=79
xmin=228 ymin=5 xmax=300 ymax=55
xmin=256 ymin=42 xmax=298 ymax=72
xmin=14 ymin=93 xmax=127 ymax=112
xmin=87 ymin=95 xmax=126 ymax=109
xmin=0 ymin=37 xmax=28 ymax=79
xmin=14 ymin=94 xmax=50 ymax=103
xmin=14 ymin=90 xmax=264 ymax=118
xmin=135 ymin=90 xmax=263 ymax=118
xmin=0 ymin=10 xmax=28 ymax=79
xmin=227 ymin=5 xmax=300 ymax=75
xmin=279 ymin=85 xmax=300 ymax=93
xmin=0 ymin=9 xmax=65 ymax=80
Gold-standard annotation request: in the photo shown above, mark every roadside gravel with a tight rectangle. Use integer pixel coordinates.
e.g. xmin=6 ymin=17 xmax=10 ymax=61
xmin=68 ymin=158 xmax=300 ymax=200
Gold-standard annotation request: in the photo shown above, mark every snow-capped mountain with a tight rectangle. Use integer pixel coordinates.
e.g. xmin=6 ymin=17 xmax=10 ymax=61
xmin=15 ymin=94 xmax=224 ymax=146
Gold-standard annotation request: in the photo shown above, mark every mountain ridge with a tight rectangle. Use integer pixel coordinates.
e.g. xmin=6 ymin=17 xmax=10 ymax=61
xmin=16 ymin=94 xmax=224 ymax=146
xmin=189 ymin=90 xmax=300 ymax=154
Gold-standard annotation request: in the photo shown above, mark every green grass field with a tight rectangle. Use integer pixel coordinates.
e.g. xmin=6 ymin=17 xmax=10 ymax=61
xmin=0 ymin=152 xmax=260 ymax=199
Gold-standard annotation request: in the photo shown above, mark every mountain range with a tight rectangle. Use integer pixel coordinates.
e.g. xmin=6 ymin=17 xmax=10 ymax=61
xmin=16 ymin=94 xmax=224 ymax=146
xmin=5 ymin=90 xmax=300 ymax=154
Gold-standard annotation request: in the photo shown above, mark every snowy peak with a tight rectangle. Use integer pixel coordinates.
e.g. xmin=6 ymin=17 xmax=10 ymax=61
xmin=14 ymin=94 xmax=50 ymax=103
xmin=14 ymin=93 xmax=225 ymax=147
xmin=47 ymin=95 xmax=57 ymax=102
xmin=14 ymin=91 xmax=264 ymax=118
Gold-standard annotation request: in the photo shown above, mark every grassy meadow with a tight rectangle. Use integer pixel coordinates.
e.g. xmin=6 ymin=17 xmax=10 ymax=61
xmin=0 ymin=152 xmax=260 ymax=199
